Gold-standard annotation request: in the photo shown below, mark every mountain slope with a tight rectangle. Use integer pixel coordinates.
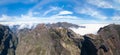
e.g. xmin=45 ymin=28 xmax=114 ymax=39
xmin=80 ymin=24 xmax=120 ymax=55
xmin=16 ymin=24 xmax=81 ymax=55
xmin=46 ymin=22 xmax=80 ymax=28
xmin=0 ymin=23 xmax=120 ymax=55
xmin=97 ymin=24 xmax=120 ymax=55
xmin=0 ymin=24 xmax=18 ymax=55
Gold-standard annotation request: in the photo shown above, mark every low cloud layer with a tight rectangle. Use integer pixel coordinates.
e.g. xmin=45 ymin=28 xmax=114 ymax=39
xmin=70 ymin=24 xmax=108 ymax=35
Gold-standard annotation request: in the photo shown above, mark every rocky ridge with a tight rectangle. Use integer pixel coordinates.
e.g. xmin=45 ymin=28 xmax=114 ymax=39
xmin=0 ymin=23 xmax=120 ymax=55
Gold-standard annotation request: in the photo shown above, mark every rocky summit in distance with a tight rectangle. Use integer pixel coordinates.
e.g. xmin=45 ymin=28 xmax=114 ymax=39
xmin=46 ymin=22 xmax=80 ymax=28
xmin=0 ymin=22 xmax=120 ymax=55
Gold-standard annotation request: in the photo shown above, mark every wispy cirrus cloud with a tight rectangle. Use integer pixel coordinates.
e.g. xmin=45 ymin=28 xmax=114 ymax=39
xmin=111 ymin=15 xmax=120 ymax=21
xmin=0 ymin=14 xmax=118 ymax=25
xmin=0 ymin=11 xmax=114 ymax=25
xmin=87 ymin=0 xmax=120 ymax=10
xmin=58 ymin=11 xmax=73 ymax=15
xmin=42 ymin=6 xmax=73 ymax=16
xmin=29 ymin=0 xmax=54 ymax=12
xmin=87 ymin=0 xmax=113 ymax=8
xmin=0 ymin=0 xmax=120 ymax=25
xmin=0 ymin=11 xmax=77 ymax=23
xmin=43 ymin=6 xmax=61 ymax=16
xmin=75 ymin=7 xmax=107 ymax=20
xmin=0 ymin=14 xmax=15 ymax=21
xmin=111 ymin=11 xmax=120 ymax=21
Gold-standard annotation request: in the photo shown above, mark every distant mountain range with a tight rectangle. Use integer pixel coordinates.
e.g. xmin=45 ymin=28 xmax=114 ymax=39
xmin=8 ymin=22 xmax=79 ymax=29
xmin=0 ymin=22 xmax=120 ymax=55
xmin=8 ymin=22 xmax=80 ymax=33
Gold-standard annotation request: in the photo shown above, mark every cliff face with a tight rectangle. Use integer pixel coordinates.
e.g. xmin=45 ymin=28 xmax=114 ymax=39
xmin=97 ymin=24 xmax=120 ymax=55
xmin=81 ymin=24 xmax=120 ymax=55
xmin=0 ymin=25 xmax=18 ymax=55
xmin=16 ymin=24 xmax=81 ymax=55
xmin=57 ymin=24 xmax=120 ymax=55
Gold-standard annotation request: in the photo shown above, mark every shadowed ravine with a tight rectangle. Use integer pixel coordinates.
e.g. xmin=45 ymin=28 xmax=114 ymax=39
xmin=0 ymin=25 xmax=18 ymax=55
xmin=80 ymin=35 xmax=109 ymax=55
xmin=81 ymin=35 xmax=98 ymax=55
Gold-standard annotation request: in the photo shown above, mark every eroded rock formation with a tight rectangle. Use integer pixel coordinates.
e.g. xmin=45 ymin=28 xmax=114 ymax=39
xmin=0 ymin=25 xmax=18 ymax=55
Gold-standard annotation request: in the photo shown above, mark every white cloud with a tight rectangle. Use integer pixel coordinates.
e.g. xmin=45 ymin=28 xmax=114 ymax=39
xmin=87 ymin=0 xmax=113 ymax=8
xmin=0 ymin=13 xmax=117 ymax=25
xmin=29 ymin=0 xmax=54 ymax=12
xmin=43 ymin=6 xmax=60 ymax=16
xmin=76 ymin=7 xmax=107 ymax=20
xmin=112 ymin=15 xmax=120 ymax=21
xmin=50 ymin=15 xmax=78 ymax=19
xmin=0 ymin=15 xmax=10 ymax=21
xmin=111 ymin=12 xmax=120 ymax=21
xmin=70 ymin=24 xmax=108 ymax=35
xmin=0 ymin=11 xmax=78 ymax=24
xmin=49 ymin=10 xmax=75 ymax=19
xmin=87 ymin=0 xmax=120 ymax=10
xmin=0 ymin=11 xmax=118 ymax=25
xmin=58 ymin=11 xmax=73 ymax=15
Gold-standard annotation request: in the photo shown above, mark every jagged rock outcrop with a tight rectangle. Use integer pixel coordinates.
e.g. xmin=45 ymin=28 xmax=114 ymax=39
xmin=97 ymin=24 xmax=120 ymax=55
xmin=81 ymin=24 xmax=120 ymax=55
xmin=58 ymin=23 xmax=120 ymax=55
xmin=0 ymin=24 xmax=18 ymax=55
xmin=16 ymin=24 xmax=81 ymax=55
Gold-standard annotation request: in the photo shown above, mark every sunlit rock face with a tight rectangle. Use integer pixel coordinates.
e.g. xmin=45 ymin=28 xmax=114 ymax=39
xmin=16 ymin=23 xmax=81 ymax=55
xmin=0 ymin=24 xmax=18 ymax=55
xmin=15 ymin=23 xmax=120 ymax=55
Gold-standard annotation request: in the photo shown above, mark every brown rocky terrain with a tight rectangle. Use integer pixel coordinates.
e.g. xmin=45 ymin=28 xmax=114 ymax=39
xmin=81 ymin=24 xmax=120 ymax=55
xmin=0 ymin=23 xmax=120 ymax=55
xmin=97 ymin=24 xmax=120 ymax=55
xmin=0 ymin=24 xmax=18 ymax=55
xmin=16 ymin=24 xmax=81 ymax=55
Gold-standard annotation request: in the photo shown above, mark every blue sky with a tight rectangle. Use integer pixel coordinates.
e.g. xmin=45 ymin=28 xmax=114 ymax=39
xmin=0 ymin=0 xmax=120 ymax=24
